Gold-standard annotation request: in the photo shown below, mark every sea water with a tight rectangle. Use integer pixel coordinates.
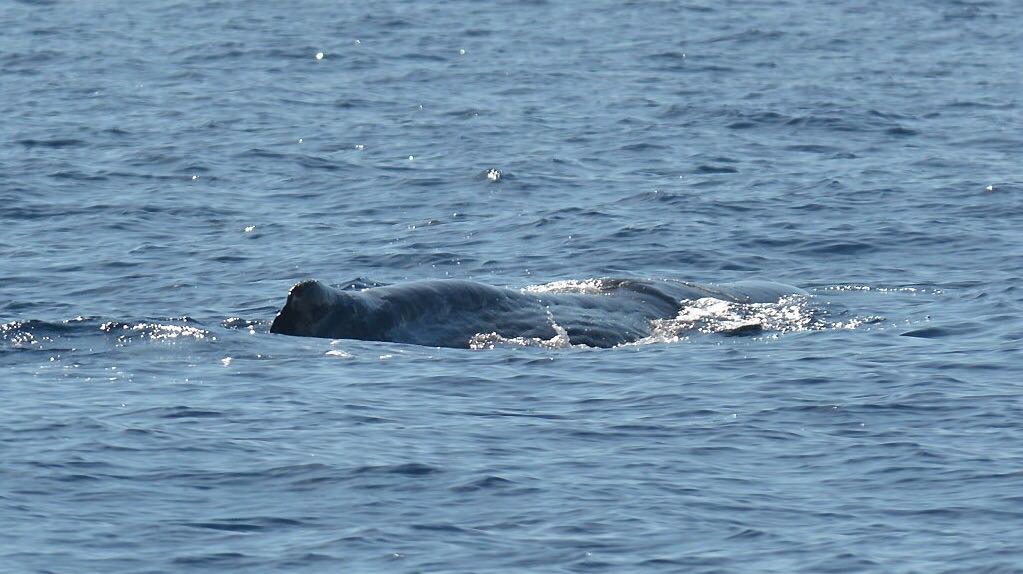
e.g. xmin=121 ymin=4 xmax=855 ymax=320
xmin=2 ymin=0 xmax=1022 ymax=571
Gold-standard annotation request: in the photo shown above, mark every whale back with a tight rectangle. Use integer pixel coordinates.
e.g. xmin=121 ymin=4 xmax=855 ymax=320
xmin=270 ymin=278 xmax=806 ymax=348
xmin=371 ymin=280 xmax=556 ymax=346
xmin=270 ymin=279 xmax=552 ymax=345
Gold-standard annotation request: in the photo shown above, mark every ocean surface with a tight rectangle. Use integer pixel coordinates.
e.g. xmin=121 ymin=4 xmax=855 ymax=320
xmin=2 ymin=0 xmax=1022 ymax=571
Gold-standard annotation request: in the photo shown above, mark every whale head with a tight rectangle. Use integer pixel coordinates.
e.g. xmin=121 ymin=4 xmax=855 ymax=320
xmin=270 ymin=280 xmax=344 ymax=338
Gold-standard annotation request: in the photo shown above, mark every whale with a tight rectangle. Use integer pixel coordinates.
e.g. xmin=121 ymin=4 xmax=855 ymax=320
xmin=269 ymin=277 xmax=805 ymax=348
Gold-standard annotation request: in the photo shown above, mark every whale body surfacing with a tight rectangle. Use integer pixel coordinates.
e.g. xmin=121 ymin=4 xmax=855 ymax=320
xmin=269 ymin=278 xmax=806 ymax=348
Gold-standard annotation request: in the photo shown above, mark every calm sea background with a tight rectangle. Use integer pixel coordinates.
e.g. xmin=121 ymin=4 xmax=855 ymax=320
xmin=3 ymin=0 xmax=1022 ymax=572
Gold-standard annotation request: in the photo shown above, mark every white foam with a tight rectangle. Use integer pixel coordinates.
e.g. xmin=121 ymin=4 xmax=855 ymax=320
xmin=625 ymin=295 xmax=849 ymax=347
xmin=522 ymin=278 xmax=611 ymax=295
xmin=817 ymin=284 xmax=941 ymax=294
xmin=469 ymin=311 xmax=580 ymax=350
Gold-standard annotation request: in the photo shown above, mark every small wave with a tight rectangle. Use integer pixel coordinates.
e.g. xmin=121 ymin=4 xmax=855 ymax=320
xmin=221 ymin=317 xmax=262 ymax=334
xmin=2 ymin=316 xmax=219 ymax=350
xmin=1 ymin=320 xmax=42 ymax=348
xmin=695 ymin=164 xmax=739 ymax=174
xmin=17 ymin=138 xmax=85 ymax=148
xmin=100 ymin=321 xmax=213 ymax=342
xmin=1 ymin=317 xmax=94 ymax=348
xmin=450 ymin=475 xmax=514 ymax=492
xmin=352 ymin=462 xmax=440 ymax=476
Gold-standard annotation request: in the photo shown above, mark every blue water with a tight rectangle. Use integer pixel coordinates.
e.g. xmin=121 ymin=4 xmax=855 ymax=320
xmin=3 ymin=0 xmax=1022 ymax=571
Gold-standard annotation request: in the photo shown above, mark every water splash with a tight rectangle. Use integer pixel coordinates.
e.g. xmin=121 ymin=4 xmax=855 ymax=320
xmin=522 ymin=279 xmax=612 ymax=295
xmin=817 ymin=285 xmax=943 ymax=294
xmin=1 ymin=321 xmax=40 ymax=348
xmin=469 ymin=311 xmax=576 ymax=350
xmin=631 ymin=295 xmax=877 ymax=346
xmin=471 ymin=291 xmax=882 ymax=350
